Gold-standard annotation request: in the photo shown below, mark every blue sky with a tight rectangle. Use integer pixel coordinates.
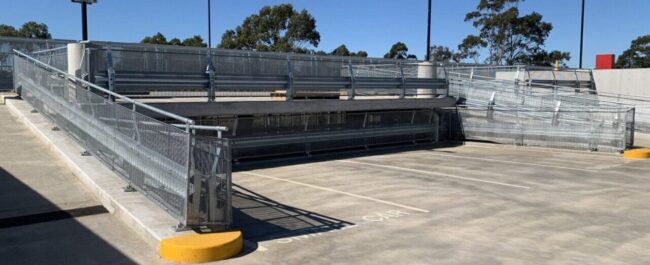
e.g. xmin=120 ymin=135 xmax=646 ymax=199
xmin=2 ymin=0 xmax=649 ymax=68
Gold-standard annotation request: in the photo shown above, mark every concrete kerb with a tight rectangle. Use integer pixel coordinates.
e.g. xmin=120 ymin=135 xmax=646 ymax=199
xmin=0 ymin=92 xmax=18 ymax=105
xmin=4 ymin=98 xmax=190 ymax=253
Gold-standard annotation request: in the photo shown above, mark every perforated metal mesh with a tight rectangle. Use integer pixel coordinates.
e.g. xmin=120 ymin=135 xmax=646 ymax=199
xmin=0 ymin=37 xmax=73 ymax=91
xmin=447 ymin=68 xmax=635 ymax=152
xmin=15 ymin=51 xmax=233 ymax=228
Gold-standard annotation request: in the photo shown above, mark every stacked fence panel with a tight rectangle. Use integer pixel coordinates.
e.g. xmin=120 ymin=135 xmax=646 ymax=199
xmin=447 ymin=68 xmax=635 ymax=152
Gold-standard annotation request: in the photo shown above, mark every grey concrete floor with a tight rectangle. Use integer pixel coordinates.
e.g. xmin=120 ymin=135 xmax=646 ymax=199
xmin=224 ymin=143 xmax=650 ymax=265
xmin=4 ymin=97 xmax=650 ymax=264
xmin=0 ymin=105 xmax=173 ymax=265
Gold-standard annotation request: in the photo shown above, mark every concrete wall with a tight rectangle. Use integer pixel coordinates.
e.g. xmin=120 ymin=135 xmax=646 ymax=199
xmin=593 ymin=68 xmax=650 ymax=97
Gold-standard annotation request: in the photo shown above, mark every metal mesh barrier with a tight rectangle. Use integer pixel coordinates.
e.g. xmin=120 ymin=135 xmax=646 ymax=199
xmin=446 ymin=65 xmax=650 ymax=132
xmin=81 ymin=42 xmax=446 ymax=100
xmin=13 ymin=51 xmax=231 ymax=228
xmin=447 ymin=67 xmax=635 ymax=152
xmin=188 ymin=136 xmax=231 ymax=227
xmin=0 ymin=37 xmax=73 ymax=91
xmin=459 ymin=107 xmax=634 ymax=152
xmin=185 ymin=109 xmax=463 ymax=160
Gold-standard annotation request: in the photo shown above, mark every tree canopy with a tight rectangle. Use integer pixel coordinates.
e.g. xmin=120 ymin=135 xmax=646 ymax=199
xmin=218 ymin=4 xmax=320 ymax=53
xmin=181 ymin=35 xmax=207 ymax=47
xmin=384 ymin=42 xmax=417 ymax=59
xmin=429 ymin=45 xmax=454 ymax=63
xmin=140 ymin=33 xmax=207 ymax=47
xmin=459 ymin=0 xmax=569 ymax=66
xmin=330 ymin=45 xmax=368 ymax=57
xmin=0 ymin=22 xmax=51 ymax=39
xmin=616 ymin=35 xmax=650 ymax=69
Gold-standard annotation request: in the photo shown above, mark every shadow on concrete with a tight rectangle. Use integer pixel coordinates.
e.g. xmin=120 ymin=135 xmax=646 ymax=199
xmin=0 ymin=167 xmax=138 ymax=265
xmin=231 ymin=183 xmax=353 ymax=255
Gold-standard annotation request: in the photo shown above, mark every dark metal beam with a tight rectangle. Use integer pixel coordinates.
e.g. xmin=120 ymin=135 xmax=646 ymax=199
xmin=81 ymin=2 xmax=88 ymax=41
xmin=426 ymin=0 xmax=432 ymax=61
xmin=208 ymin=0 xmax=212 ymax=48
xmin=579 ymin=0 xmax=585 ymax=68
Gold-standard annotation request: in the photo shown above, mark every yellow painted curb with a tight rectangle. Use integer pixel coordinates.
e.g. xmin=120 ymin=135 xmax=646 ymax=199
xmin=624 ymin=148 xmax=650 ymax=159
xmin=160 ymin=231 xmax=243 ymax=263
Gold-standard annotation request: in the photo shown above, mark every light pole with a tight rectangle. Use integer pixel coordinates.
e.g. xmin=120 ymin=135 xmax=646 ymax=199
xmin=579 ymin=0 xmax=585 ymax=68
xmin=208 ymin=0 xmax=212 ymax=48
xmin=71 ymin=0 xmax=97 ymax=41
xmin=425 ymin=0 xmax=432 ymax=61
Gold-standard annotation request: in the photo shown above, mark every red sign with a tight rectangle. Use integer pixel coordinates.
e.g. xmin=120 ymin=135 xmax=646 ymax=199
xmin=596 ymin=54 xmax=615 ymax=69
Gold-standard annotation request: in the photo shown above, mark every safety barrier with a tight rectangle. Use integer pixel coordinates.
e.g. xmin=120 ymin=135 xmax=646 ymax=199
xmin=12 ymin=50 xmax=231 ymax=229
xmin=447 ymin=68 xmax=635 ymax=152
xmin=80 ymin=42 xmax=447 ymax=101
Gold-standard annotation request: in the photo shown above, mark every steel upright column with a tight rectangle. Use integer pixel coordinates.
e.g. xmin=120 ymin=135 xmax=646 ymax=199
xmin=426 ymin=0 xmax=432 ymax=61
xmin=579 ymin=0 xmax=585 ymax=69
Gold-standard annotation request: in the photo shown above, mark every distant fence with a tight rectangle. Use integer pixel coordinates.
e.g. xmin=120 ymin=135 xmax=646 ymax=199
xmin=0 ymin=36 xmax=73 ymax=91
xmin=80 ymin=42 xmax=447 ymax=100
xmin=447 ymin=69 xmax=635 ymax=152
xmin=447 ymin=65 xmax=650 ymax=132
xmin=459 ymin=106 xmax=634 ymax=152
xmin=13 ymin=50 xmax=231 ymax=229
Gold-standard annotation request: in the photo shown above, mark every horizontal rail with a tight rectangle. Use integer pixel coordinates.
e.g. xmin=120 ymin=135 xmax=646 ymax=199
xmin=171 ymin=124 xmax=228 ymax=132
xmin=30 ymin=46 xmax=68 ymax=55
xmin=13 ymin=49 xmax=195 ymax=125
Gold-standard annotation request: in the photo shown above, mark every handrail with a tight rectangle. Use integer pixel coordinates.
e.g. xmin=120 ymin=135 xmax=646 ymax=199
xmin=31 ymin=46 xmax=68 ymax=55
xmin=13 ymin=49 xmax=194 ymax=125
xmin=446 ymin=65 xmax=592 ymax=72
xmin=171 ymin=124 xmax=228 ymax=132
xmin=446 ymin=71 xmax=632 ymax=108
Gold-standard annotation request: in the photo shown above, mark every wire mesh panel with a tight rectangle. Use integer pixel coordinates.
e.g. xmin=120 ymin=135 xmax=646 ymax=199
xmin=187 ymin=109 xmax=458 ymax=160
xmin=82 ymin=42 xmax=447 ymax=99
xmin=188 ymin=136 xmax=232 ymax=227
xmin=446 ymin=66 xmax=635 ymax=152
xmin=0 ymin=37 xmax=73 ymax=91
xmin=13 ymin=53 xmax=194 ymax=224
xmin=458 ymin=107 xmax=632 ymax=152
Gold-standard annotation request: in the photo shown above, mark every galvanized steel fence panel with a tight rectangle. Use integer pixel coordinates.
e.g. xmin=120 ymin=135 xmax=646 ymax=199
xmin=83 ymin=42 xmax=445 ymax=100
xmin=447 ymin=68 xmax=635 ymax=152
xmin=1 ymin=36 xmax=73 ymax=91
xmin=13 ymin=52 xmax=232 ymax=228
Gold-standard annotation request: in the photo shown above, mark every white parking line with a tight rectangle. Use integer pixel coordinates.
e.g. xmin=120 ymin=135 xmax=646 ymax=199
xmin=421 ymin=152 xmax=599 ymax=173
xmin=338 ymin=160 xmax=531 ymax=190
xmin=240 ymin=172 xmax=430 ymax=213
xmin=461 ymin=143 xmax=619 ymax=158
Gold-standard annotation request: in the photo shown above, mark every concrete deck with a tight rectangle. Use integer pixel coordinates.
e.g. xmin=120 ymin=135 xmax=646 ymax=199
xmin=223 ymin=142 xmax=650 ymax=264
xmin=0 ymin=103 xmax=173 ymax=264
xmin=5 ymin=91 xmax=650 ymax=264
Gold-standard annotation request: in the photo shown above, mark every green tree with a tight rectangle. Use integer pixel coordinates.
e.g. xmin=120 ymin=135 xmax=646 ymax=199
xmin=384 ymin=42 xmax=416 ymax=59
xmin=181 ymin=35 xmax=207 ymax=47
xmin=18 ymin=22 xmax=51 ymax=39
xmin=0 ymin=22 xmax=51 ymax=39
xmin=520 ymin=50 xmax=571 ymax=67
xmin=351 ymin=51 xmax=368 ymax=57
xmin=462 ymin=0 xmax=567 ymax=65
xmin=0 ymin=25 xmax=18 ymax=37
xmin=331 ymin=45 xmax=350 ymax=56
xmin=141 ymin=32 xmax=168 ymax=45
xmin=218 ymin=4 xmax=320 ymax=53
xmin=168 ymin=38 xmax=182 ymax=46
xmin=329 ymin=45 xmax=368 ymax=57
xmin=457 ymin=35 xmax=486 ymax=63
xmin=616 ymin=35 xmax=650 ymax=69
xmin=429 ymin=45 xmax=454 ymax=63
xmin=384 ymin=42 xmax=408 ymax=59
